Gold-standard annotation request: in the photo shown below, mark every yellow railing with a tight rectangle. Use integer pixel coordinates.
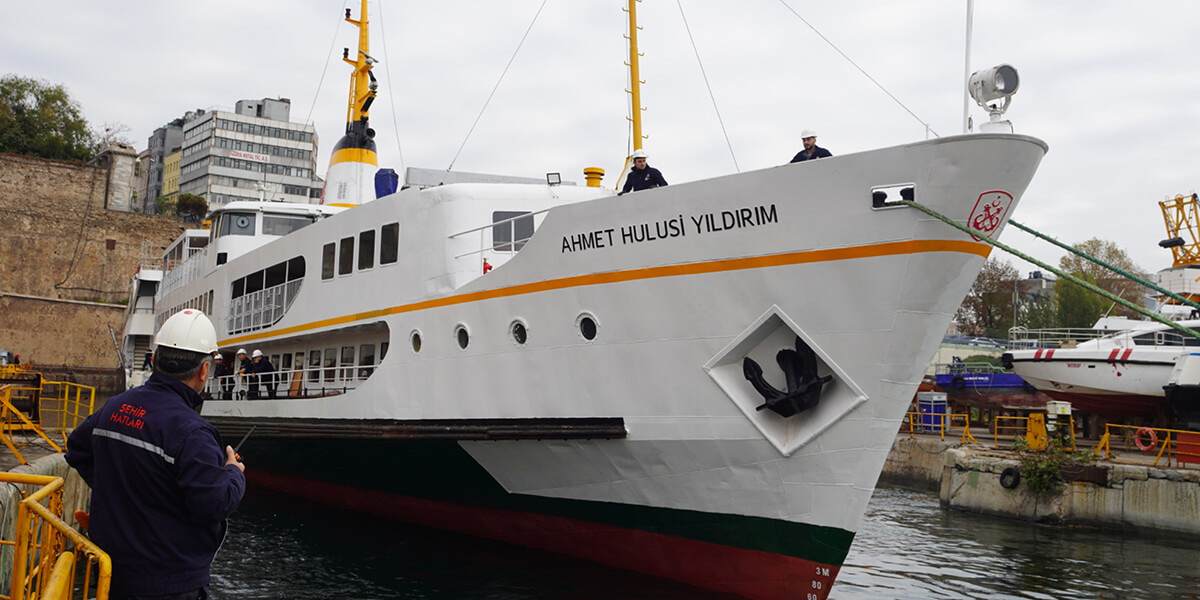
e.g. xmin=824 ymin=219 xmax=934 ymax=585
xmin=0 ymin=473 xmax=109 ymax=600
xmin=992 ymin=414 xmax=1076 ymax=451
xmin=1093 ymin=423 xmax=1200 ymax=468
xmin=900 ymin=411 xmax=979 ymax=444
xmin=0 ymin=378 xmax=93 ymax=466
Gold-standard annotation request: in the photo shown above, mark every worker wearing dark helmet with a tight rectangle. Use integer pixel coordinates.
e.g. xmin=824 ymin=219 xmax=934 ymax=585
xmin=66 ymin=309 xmax=245 ymax=600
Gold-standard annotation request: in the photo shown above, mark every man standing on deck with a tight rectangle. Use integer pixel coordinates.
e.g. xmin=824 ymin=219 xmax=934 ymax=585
xmin=620 ymin=149 xmax=668 ymax=194
xmin=66 ymin=309 xmax=245 ymax=600
xmin=245 ymin=349 xmax=277 ymax=400
xmin=790 ymin=129 xmax=833 ymax=163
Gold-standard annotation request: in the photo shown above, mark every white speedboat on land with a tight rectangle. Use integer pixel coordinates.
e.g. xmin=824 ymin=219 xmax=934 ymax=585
xmin=143 ymin=3 xmax=1047 ymax=599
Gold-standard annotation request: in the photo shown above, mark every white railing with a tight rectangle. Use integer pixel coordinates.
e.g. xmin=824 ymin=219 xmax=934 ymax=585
xmin=205 ymin=361 xmax=376 ymax=400
xmin=158 ymin=250 xmax=208 ymax=299
xmin=449 ymin=208 xmax=550 ymax=259
xmin=227 ymin=279 xmax=302 ymax=334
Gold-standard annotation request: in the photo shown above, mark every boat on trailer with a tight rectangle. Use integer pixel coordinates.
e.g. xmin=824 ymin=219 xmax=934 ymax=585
xmin=147 ymin=3 xmax=1047 ymax=598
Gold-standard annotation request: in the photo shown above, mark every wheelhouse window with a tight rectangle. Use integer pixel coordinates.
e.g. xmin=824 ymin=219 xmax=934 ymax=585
xmin=380 ymin=223 xmax=399 ymax=265
xmin=262 ymin=214 xmax=313 ymax=236
xmin=218 ymin=212 xmax=257 ymax=237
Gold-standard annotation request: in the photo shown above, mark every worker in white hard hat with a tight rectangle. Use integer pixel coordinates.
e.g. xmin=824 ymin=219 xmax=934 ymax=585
xmin=65 ymin=309 xmax=245 ymax=599
xmin=790 ymin=129 xmax=833 ymax=163
xmin=620 ymin=148 xmax=668 ymax=194
xmin=214 ymin=352 xmax=234 ymax=400
xmin=244 ymin=349 xmax=278 ymax=399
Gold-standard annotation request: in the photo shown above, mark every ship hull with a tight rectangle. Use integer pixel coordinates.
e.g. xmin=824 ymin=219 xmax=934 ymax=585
xmin=1007 ymin=350 xmax=1178 ymax=417
xmin=228 ymin=429 xmax=847 ymax=599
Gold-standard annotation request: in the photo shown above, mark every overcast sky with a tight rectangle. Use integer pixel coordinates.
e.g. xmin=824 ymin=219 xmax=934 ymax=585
xmin=3 ymin=1 xmax=1199 ymax=276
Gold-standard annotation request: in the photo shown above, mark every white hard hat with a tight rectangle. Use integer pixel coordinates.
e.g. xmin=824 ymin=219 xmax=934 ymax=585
xmin=237 ymin=348 xmax=248 ymax=356
xmin=155 ymin=310 xmax=218 ymax=355
xmin=214 ymin=353 xmax=223 ymax=360
xmin=801 ymin=129 xmax=817 ymax=139
xmin=252 ymin=349 xmax=263 ymax=358
xmin=631 ymin=149 xmax=648 ymax=159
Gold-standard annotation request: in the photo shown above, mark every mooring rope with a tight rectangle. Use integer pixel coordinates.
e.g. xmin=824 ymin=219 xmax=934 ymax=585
xmin=898 ymin=199 xmax=1200 ymax=341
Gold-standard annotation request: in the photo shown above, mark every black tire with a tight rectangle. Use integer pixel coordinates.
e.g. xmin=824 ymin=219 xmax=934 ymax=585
xmin=1000 ymin=467 xmax=1021 ymax=489
xmin=952 ymin=376 xmax=966 ymax=389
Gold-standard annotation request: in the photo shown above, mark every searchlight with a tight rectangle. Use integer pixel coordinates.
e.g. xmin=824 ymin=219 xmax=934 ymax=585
xmin=968 ymin=64 xmax=1020 ymax=133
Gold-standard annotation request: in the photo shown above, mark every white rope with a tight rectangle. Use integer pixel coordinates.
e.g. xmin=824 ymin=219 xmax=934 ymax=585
xmin=447 ymin=0 xmax=550 ymax=172
xmin=675 ymin=1 xmax=740 ymax=172
xmin=776 ymin=0 xmax=939 ymax=137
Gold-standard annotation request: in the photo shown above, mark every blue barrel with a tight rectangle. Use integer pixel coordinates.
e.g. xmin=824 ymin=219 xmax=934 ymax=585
xmin=375 ymin=168 xmax=399 ymax=198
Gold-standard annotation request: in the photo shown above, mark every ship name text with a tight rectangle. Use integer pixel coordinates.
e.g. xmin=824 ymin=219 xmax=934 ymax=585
xmin=561 ymin=204 xmax=778 ymax=253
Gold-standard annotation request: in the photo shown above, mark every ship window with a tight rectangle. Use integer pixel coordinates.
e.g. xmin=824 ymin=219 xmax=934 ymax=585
xmin=380 ymin=342 xmax=389 ymax=359
xmin=220 ymin=212 xmax=257 ymax=237
xmin=288 ymin=256 xmax=305 ymax=281
xmin=338 ymin=237 xmax=354 ymax=275
xmin=308 ymin=350 xmax=321 ymax=382
xmin=358 ymin=344 xmax=375 ymax=378
xmin=455 ymin=325 xmax=470 ymax=349
xmin=340 ymin=346 xmax=355 ymax=380
xmin=358 ymin=230 xmax=375 ymax=270
xmin=511 ymin=321 xmax=528 ymax=345
xmin=578 ymin=313 xmax=598 ymax=341
xmin=380 ymin=223 xmax=399 ymax=265
xmin=324 ymin=348 xmax=337 ymax=381
xmin=409 ymin=331 xmax=421 ymax=353
xmin=232 ymin=279 xmax=245 ymax=299
xmin=265 ymin=262 xmax=287 ymax=288
xmin=281 ymin=353 xmax=293 ymax=370
xmin=262 ymin=214 xmax=313 ymax=236
xmin=321 ymin=243 xmax=335 ymax=280
xmin=492 ymin=211 xmax=533 ymax=251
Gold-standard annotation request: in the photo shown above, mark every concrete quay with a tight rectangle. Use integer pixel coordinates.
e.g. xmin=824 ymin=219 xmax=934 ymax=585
xmin=880 ymin=434 xmax=1200 ymax=535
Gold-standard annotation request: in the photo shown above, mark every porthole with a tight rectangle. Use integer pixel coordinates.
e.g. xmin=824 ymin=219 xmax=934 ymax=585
xmin=510 ymin=320 xmax=528 ymax=345
xmin=577 ymin=313 xmax=598 ymax=341
xmin=410 ymin=330 xmax=422 ymax=353
xmin=455 ymin=324 xmax=470 ymax=349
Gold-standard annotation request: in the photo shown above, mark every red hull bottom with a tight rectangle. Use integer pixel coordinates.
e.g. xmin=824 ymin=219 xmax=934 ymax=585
xmin=1040 ymin=389 xmax=1167 ymax=418
xmin=250 ymin=471 xmax=842 ymax=600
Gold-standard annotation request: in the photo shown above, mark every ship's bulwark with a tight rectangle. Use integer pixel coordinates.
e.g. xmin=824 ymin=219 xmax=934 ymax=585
xmin=233 ymin=432 xmax=852 ymax=600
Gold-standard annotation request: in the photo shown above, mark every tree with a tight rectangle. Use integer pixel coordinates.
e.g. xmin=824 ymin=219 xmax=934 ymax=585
xmin=955 ymin=258 xmax=1021 ymax=337
xmin=0 ymin=74 xmax=95 ymax=161
xmin=1056 ymin=272 xmax=1111 ymax=328
xmin=176 ymin=194 xmax=208 ymax=223
xmin=1058 ymin=238 xmax=1148 ymax=318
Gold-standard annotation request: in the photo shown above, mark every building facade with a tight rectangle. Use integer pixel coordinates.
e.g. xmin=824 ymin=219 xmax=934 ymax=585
xmin=178 ymin=98 xmax=321 ymax=206
xmin=145 ymin=117 xmax=185 ymax=213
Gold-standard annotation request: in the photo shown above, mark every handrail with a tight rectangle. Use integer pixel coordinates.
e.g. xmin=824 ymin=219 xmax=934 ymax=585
xmin=1093 ymin=423 xmax=1200 ymax=468
xmin=900 ymin=411 xmax=979 ymax=445
xmin=3 ymin=473 xmax=110 ymax=600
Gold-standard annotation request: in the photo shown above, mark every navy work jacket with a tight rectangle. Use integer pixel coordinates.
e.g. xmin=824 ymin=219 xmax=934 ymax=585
xmin=621 ymin=166 xmax=668 ymax=193
xmin=66 ymin=373 xmax=245 ymax=596
xmin=790 ymin=145 xmax=833 ymax=163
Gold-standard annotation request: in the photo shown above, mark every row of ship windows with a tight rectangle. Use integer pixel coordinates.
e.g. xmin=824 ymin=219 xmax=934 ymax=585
xmin=155 ymin=291 xmax=216 ymax=332
xmin=322 ymin=223 xmax=401 ymax=279
xmin=410 ymin=313 xmax=600 ymax=354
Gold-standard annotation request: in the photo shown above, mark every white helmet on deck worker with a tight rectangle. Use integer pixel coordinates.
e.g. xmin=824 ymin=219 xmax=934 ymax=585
xmin=800 ymin=129 xmax=817 ymax=139
xmin=252 ymin=350 xmax=263 ymax=358
xmin=631 ymin=149 xmax=648 ymax=160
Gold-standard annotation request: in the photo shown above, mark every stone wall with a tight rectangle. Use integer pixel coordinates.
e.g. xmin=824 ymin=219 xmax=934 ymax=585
xmin=0 ymin=153 xmax=186 ymax=368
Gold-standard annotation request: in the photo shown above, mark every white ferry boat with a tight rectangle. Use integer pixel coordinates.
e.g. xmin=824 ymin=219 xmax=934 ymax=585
xmin=147 ymin=3 xmax=1047 ymax=598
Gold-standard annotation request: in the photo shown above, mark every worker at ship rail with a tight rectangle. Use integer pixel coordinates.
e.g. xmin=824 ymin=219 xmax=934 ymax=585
xmin=214 ymin=352 xmax=234 ymax=400
xmin=235 ymin=348 xmax=251 ymax=400
xmin=65 ymin=309 xmax=245 ymax=600
xmin=789 ymin=129 xmax=833 ymax=163
xmin=244 ymin=349 xmax=277 ymax=399
xmin=619 ymin=149 xmax=668 ymax=194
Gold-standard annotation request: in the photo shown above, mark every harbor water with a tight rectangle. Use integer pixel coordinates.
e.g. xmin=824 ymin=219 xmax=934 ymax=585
xmin=212 ymin=487 xmax=1200 ymax=599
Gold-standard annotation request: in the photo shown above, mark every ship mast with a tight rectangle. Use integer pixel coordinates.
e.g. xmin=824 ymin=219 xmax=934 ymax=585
xmin=625 ymin=0 xmax=645 ymax=151
xmin=323 ymin=0 xmax=379 ymax=206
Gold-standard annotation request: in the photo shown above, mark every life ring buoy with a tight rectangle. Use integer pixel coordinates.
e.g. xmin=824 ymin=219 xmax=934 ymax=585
xmin=1135 ymin=427 xmax=1158 ymax=452
xmin=952 ymin=376 xmax=966 ymax=390
xmin=999 ymin=467 xmax=1020 ymax=489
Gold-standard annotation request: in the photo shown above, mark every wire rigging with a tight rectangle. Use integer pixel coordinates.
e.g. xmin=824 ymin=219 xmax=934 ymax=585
xmin=675 ymin=1 xmax=739 ymax=172
xmin=295 ymin=1 xmax=351 ymax=201
xmin=376 ymin=0 xmax=407 ymax=177
xmin=776 ymin=0 xmax=939 ymax=138
xmin=447 ymin=0 xmax=550 ymax=172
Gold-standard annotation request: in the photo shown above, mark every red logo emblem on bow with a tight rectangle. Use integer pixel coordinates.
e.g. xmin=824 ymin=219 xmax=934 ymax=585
xmin=967 ymin=190 xmax=1013 ymax=240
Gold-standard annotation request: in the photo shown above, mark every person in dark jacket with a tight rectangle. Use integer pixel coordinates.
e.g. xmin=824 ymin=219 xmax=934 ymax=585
xmin=235 ymin=348 xmax=251 ymax=400
xmin=214 ymin=353 xmax=234 ymax=400
xmin=620 ymin=149 xmax=668 ymax=194
xmin=789 ymin=129 xmax=833 ymax=163
xmin=65 ymin=309 xmax=245 ymax=600
xmin=245 ymin=349 xmax=277 ymax=399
